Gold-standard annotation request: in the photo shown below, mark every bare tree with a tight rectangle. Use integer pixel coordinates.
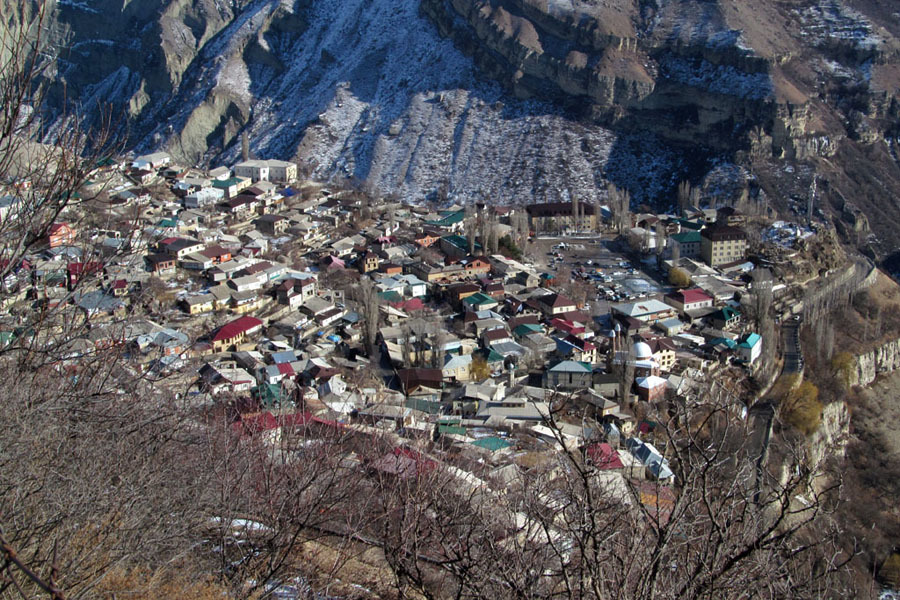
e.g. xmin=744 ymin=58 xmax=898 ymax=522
xmin=571 ymin=195 xmax=579 ymax=234
xmin=367 ymin=388 xmax=855 ymax=600
xmin=677 ymin=180 xmax=692 ymax=216
xmin=353 ymin=277 xmax=381 ymax=357
xmin=656 ymin=221 xmax=668 ymax=264
xmin=464 ymin=216 xmax=477 ymax=256
xmin=487 ymin=224 xmax=499 ymax=255
xmin=430 ymin=328 xmax=448 ymax=369
xmin=744 ymin=268 xmax=776 ymax=378
xmin=607 ymin=183 xmax=631 ymax=234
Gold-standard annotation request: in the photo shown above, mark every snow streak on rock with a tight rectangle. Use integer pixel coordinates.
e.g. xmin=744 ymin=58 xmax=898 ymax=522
xmin=137 ymin=0 xmax=687 ymax=204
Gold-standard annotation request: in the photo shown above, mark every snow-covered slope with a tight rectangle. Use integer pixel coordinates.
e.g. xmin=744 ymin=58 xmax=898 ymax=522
xmin=42 ymin=0 xmax=900 ymax=219
xmin=48 ymin=0 xmax=685 ymax=204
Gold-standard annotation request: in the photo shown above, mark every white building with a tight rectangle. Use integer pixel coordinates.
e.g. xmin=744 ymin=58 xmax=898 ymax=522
xmin=233 ymin=159 xmax=297 ymax=184
xmin=184 ymin=187 xmax=225 ymax=209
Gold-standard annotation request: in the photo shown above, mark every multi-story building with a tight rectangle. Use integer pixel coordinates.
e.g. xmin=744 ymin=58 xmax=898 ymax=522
xmin=701 ymin=224 xmax=747 ymax=267
xmin=47 ymin=223 xmax=76 ymax=248
xmin=526 ymin=202 xmax=597 ymax=233
xmin=668 ymin=231 xmax=701 ymax=260
xmin=234 ymin=159 xmax=297 ymax=184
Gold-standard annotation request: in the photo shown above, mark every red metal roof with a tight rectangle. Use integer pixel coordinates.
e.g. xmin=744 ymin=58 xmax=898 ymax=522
xmin=678 ymin=288 xmax=713 ymax=304
xmin=550 ymin=318 xmax=584 ymax=336
xmin=276 ymin=363 xmax=295 ymax=376
xmin=211 ymin=315 xmax=263 ymax=343
xmin=235 ymin=411 xmax=314 ymax=436
xmin=586 ymin=443 xmax=625 ymax=470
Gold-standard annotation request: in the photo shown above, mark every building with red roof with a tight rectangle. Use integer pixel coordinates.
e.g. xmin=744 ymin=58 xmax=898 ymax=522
xmin=210 ymin=315 xmax=264 ymax=352
xmin=586 ymin=443 xmax=625 ymax=470
xmin=537 ymin=293 xmax=577 ymax=316
xmin=663 ymin=287 xmax=714 ymax=314
xmin=47 ymin=223 xmax=75 ymax=248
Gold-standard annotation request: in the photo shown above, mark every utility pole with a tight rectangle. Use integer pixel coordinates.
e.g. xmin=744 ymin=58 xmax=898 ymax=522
xmin=807 ymin=177 xmax=816 ymax=228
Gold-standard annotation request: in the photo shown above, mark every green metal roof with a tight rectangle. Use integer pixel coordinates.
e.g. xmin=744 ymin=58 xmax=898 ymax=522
xmin=442 ymin=234 xmax=481 ymax=251
xmin=738 ymin=333 xmax=761 ymax=348
xmin=438 ymin=425 xmax=467 ymax=436
xmin=715 ymin=306 xmax=740 ymax=319
xmin=513 ymin=323 xmax=543 ymax=337
xmin=426 ymin=210 xmax=464 ymax=227
xmin=671 ymin=231 xmax=701 ymax=243
xmin=378 ymin=290 xmax=402 ymax=302
xmin=213 ymin=177 xmax=242 ymax=188
xmin=252 ymin=383 xmax=286 ymax=407
xmin=463 ymin=292 xmax=495 ymax=307
xmin=470 ymin=437 xmax=511 ymax=451
xmin=405 ymin=397 xmax=443 ymax=414
xmin=482 ymin=348 xmax=505 ymax=363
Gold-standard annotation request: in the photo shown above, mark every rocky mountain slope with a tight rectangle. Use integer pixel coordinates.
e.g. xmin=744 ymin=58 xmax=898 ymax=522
xmin=26 ymin=0 xmax=900 ymax=250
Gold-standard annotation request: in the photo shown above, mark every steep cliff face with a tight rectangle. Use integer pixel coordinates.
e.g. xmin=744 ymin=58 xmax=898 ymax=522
xmin=807 ymin=400 xmax=851 ymax=467
xmin=24 ymin=0 xmax=900 ymax=238
xmin=852 ymin=337 xmax=900 ymax=387
xmin=419 ymin=0 xmax=899 ymax=154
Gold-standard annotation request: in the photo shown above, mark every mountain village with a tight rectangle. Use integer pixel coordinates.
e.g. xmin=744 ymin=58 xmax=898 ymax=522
xmin=2 ymin=149 xmax=831 ymax=524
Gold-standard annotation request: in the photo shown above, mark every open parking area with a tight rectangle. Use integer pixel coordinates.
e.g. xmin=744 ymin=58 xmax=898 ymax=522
xmin=528 ymin=235 xmax=670 ymax=307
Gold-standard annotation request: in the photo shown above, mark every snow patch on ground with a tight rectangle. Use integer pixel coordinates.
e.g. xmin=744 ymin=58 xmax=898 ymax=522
xmin=659 ymin=56 xmax=773 ymax=99
xmin=796 ymin=1 xmax=883 ymax=50
xmin=127 ymin=0 xmax=690 ymax=205
xmin=57 ymin=0 xmax=100 ymax=13
xmin=764 ymin=221 xmax=815 ymax=248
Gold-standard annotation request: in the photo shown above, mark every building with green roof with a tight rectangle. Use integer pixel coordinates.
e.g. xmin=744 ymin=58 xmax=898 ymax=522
xmin=470 ymin=437 xmax=512 ymax=452
xmin=669 ymin=230 xmax=702 ymax=260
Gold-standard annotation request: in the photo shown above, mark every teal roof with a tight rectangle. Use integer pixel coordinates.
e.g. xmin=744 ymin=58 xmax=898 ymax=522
xmin=406 ymin=397 xmax=443 ymax=414
xmin=378 ymin=291 xmax=402 ymax=302
xmin=710 ymin=337 xmax=737 ymax=349
xmin=738 ymin=333 xmax=761 ymax=348
xmin=482 ymin=348 xmax=505 ymax=363
xmin=157 ymin=218 xmax=178 ymax=228
xmin=438 ymin=424 xmax=467 ymax=436
xmin=442 ymin=234 xmax=481 ymax=251
xmin=463 ymin=292 xmax=495 ymax=307
xmin=716 ymin=306 xmax=741 ymax=319
xmin=426 ymin=210 xmax=464 ymax=227
xmin=213 ymin=177 xmax=242 ymax=188
xmin=513 ymin=323 xmax=543 ymax=337
xmin=671 ymin=231 xmax=701 ymax=243
xmin=470 ymin=437 xmax=512 ymax=451
xmin=549 ymin=360 xmax=591 ymax=373
xmin=252 ymin=383 xmax=285 ymax=406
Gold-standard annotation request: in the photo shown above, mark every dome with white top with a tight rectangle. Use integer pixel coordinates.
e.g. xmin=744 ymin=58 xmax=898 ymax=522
xmin=633 ymin=341 xmax=653 ymax=360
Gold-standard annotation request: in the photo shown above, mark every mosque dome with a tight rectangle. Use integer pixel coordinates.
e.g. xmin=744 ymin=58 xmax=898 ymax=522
xmin=633 ymin=341 xmax=653 ymax=360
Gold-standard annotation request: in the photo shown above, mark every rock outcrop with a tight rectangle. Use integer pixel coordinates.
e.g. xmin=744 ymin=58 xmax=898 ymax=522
xmin=807 ymin=400 xmax=851 ymax=466
xmin=852 ymin=337 xmax=900 ymax=387
xmin=420 ymin=0 xmax=900 ymax=155
xmin=13 ymin=0 xmax=900 ymax=249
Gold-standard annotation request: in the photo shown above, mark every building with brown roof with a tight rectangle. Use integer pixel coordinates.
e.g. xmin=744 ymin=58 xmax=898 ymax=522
xmin=701 ymin=224 xmax=747 ymax=267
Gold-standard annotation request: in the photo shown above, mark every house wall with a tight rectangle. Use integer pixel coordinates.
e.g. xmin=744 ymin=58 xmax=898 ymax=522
xmin=701 ymin=237 xmax=747 ymax=267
